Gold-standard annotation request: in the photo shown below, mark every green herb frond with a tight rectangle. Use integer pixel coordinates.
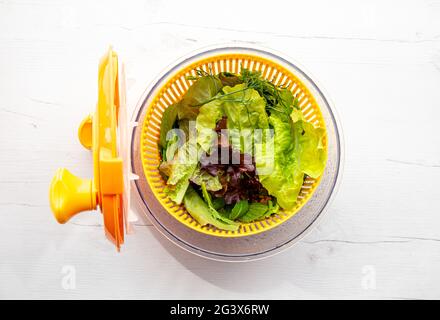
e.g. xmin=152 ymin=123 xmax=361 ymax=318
xmin=240 ymin=67 xmax=294 ymax=116
xmin=185 ymin=66 xmax=213 ymax=80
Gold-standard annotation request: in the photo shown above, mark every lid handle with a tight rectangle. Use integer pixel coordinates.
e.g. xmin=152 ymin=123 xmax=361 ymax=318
xmin=78 ymin=114 xmax=93 ymax=150
xmin=49 ymin=168 xmax=97 ymax=223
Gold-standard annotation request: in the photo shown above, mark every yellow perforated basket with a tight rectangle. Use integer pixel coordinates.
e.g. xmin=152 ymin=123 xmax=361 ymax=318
xmin=140 ymin=50 xmax=327 ymax=238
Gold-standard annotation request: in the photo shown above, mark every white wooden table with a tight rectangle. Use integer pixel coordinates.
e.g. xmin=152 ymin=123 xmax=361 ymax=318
xmin=1 ymin=0 xmax=439 ymax=299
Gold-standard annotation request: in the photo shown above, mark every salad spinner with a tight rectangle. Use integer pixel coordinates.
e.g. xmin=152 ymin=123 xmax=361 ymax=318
xmin=49 ymin=45 xmax=343 ymax=261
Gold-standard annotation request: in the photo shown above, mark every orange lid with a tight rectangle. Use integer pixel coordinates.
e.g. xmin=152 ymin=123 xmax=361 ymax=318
xmin=49 ymin=48 xmax=127 ymax=250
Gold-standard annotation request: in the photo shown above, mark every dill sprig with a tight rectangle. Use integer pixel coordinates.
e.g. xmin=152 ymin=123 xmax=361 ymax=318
xmin=186 ymin=65 xmax=214 ymax=80
xmin=241 ymin=68 xmax=295 ymax=116
xmin=193 ymin=86 xmax=252 ymax=107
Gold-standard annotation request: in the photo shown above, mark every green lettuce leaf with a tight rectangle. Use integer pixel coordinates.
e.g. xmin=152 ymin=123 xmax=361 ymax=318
xmin=177 ymin=119 xmax=190 ymax=141
xmin=158 ymin=160 xmax=173 ymax=178
xmin=201 ymin=183 xmax=240 ymax=228
xmin=229 ymin=200 xmax=249 ymax=220
xmin=222 ymin=83 xmax=269 ymax=152
xmin=178 ymin=76 xmax=223 ymax=120
xmin=190 ymin=167 xmax=222 ymax=191
xmin=290 ymin=109 xmax=327 ymax=179
xmin=165 ymin=131 xmax=180 ymax=162
xmin=239 ymin=202 xmax=268 ymax=223
xmin=264 ymin=200 xmax=280 ymax=218
xmin=212 ymin=197 xmax=225 ymax=210
xmin=235 ymin=200 xmax=279 ymax=223
xmin=159 ymin=103 xmax=178 ymax=149
xmin=278 ymin=88 xmax=294 ymax=109
xmin=218 ymin=72 xmax=242 ymax=87
xmin=166 ymin=140 xmax=199 ymax=204
xmin=240 ymin=68 xmax=296 ymax=117
xmin=166 ymin=179 xmax=192 ymax=205
xmin=196 ymin=98 xmax=223 ymax=152
xmin=183 ymin=186 xmax=239 ymax=231
xmin=255 ymin=109 xmax=327 ymax=210
xmin=159 ymin=130 xmax=183 ymax=179
xmin=255 ymin=111 xmax=304 ymax=209
xmin=257 ymin=160 xmax=304 ymax=210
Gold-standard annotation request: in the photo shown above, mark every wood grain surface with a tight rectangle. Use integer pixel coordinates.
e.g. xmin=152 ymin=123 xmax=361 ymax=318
xmin=0 ymin=0 xmax=439 ymax=299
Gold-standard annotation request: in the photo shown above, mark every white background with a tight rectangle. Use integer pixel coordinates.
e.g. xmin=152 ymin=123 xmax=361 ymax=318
xmin=1 ymin=0 xmax=439 ymax=299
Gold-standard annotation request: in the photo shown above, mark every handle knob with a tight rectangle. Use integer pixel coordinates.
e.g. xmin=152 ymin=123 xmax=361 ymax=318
xmin=49 ymin=168 xmax=97 ymax=223
xmin=78 ymin=114 xmax=93 ymax=150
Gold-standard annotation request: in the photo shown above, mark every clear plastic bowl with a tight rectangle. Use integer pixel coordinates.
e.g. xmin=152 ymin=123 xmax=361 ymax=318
xmin=130 ymin=45 xmax=344 ymax=261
